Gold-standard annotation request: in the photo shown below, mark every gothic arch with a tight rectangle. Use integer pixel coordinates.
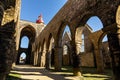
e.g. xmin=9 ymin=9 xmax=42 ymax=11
xmin=75 ymin=26 xmax=85 ymax=54
xmin=20 ymin=25 xmax=36 ymax=42
xmin=56 ymin=23 xmax=72 ymax=47
xmin=16 ymin=25 xmax=36 ymax=65
xmin=45 ymin=33 xmax=55 ymax=69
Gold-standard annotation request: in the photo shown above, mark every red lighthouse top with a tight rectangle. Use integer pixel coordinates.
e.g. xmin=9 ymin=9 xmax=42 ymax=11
xmin=36 ymin=14 xmax=44 ymax=24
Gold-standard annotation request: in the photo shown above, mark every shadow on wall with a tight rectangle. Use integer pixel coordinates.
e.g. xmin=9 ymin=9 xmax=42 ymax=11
xmin=0 ymin=20 xmax=16 ymax=75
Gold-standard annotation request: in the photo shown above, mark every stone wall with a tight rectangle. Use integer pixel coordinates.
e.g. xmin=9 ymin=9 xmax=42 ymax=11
xmin=80 ymin=52 xmax=95 ymax=67
xmin=0 ymin=0 xmax=20 ymax=79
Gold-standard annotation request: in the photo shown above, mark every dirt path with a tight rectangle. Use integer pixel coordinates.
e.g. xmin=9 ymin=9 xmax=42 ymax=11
xmin=10 ymin=65 xmax=82 ymax=80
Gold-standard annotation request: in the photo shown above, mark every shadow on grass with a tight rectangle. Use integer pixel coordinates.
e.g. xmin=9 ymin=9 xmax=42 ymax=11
xmin=6 ymin=75 xmax=21 ymax=80
xmin=49 ymin=66 xmax=74 ymax=76
xmin=10 ymin=65 xmax=66 ymax=80
xmin=50 ymin=66 xmax=113 ymax=80
xmin=81 ymin=67 xmax=112 ymax=75
xmin=81 ymin=67 xmax=113 ymax=80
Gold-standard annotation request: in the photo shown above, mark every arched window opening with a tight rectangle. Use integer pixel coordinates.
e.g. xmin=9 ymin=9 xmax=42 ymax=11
xmin=102 ymin=35 xmax=108 ymax=42
xmin=49 ymin=36 xmax=55 ymax=67
xmin=51 ymin=37 xmax=55 ymax=49
xmin=19 ymin=52 xmax=26 ymax=64
xmin=62 ymin=25 xmax=71 ymax=46
xmin=80 ymin=34 xmax=85 ymax=52
xmin=20 ymin=36 xmax=29 ymax=48
xmin=63 ymin=25 xmax=71 ymax=37
xmin=63 ymin=45 xmax=68 ymax=55
xmin=101 ymin=35 xmax=111 ymax=68
xmin=60 ymin=25 xmax=72 ymax=66
xmin=86 ymin=16 xmax=103 ymax=32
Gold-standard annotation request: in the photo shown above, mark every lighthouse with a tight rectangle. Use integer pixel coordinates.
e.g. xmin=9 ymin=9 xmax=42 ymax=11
xmin=36 ymin=14 xmax=44 ymax=24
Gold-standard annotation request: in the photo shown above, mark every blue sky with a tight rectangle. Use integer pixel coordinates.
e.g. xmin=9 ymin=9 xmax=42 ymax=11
xmin=21 ymin=0 xmax=67 ymax=24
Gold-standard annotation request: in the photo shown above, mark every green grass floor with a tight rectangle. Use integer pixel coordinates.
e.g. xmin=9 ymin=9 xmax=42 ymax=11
xmin=6 ymin=73 xmax=21 ymax=80
xmin=7 ymin=66 xmax=112 ymax=80
xmin=50 ymin=66 xmax=113 ymax=80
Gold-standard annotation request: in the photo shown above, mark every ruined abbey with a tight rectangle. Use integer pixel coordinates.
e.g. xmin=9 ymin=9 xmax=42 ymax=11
xmin=0 ymin=0 xmax=120 ymax=80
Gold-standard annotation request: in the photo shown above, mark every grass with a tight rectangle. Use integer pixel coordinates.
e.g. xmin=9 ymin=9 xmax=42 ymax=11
xmin=6 ymin=73 xmax=21 ymax=80
xmin=50 ymin=66 xmax=113 ymax=80
xmin=6 ymin=66 xmax=112 ymax=80
xmin=81 ymin=67 xmax=112 ymax=80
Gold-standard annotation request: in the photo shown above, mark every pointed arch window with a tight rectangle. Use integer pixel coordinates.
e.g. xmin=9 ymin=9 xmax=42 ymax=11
xmin=20 ymin=36 xmax=29 ymax=48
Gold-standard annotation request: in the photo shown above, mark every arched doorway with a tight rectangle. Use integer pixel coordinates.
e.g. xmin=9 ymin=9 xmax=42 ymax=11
xmin=54 ymin=24 xmax=72 ymax=70
xmin=62 ymin=26 xmax=72 ymax=66
xmin=16 ymin=26 xmax=36 ymax=65
xmin=86 ymin=16 xmax=109 ymax=72
xmin=101 ymin=36 xmax=111 ymax=68
xmin=19 ymin=52 xmax=26 ymax=64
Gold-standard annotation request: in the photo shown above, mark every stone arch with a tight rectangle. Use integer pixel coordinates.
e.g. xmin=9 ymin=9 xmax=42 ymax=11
xmin=16 ymin=25 xmax=36 ymax=65
xmin=53 ymin=22 xmax=73 ymax=70
xmin=19 ymin=52 xmax=27 ymax=64
xmin=75 ymin=26 xmax=85 ymax=54
xmin=98 ymin=30 xmax=111 ymax=67
xmin=17 ymin=49 xmax=28 ymax=64
xmin=80 ymin=14 xmax=106 ymax=72
xmin=20 ymin=25 xmax=36 ymax=42
xmin=56 ymin=22 xmax=72 ymax=46
xmin=116 ymin=5 xmax=120 ymax=25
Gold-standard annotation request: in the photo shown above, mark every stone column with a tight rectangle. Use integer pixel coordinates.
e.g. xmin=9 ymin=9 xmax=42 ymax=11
xmin=33 ymin=51 xmax=38 ymax=66
xmin=41 ymin=50 xmax=46 ymax=67
xmin=94 ymin=47 xmax=104 ymax=73
xmin=37 ymin=52 xmax=41 ymax=66
xmin=0 ymin=0 xmax=20 ymax=79
xmin=72 ymin=42 xmax=81 ymax=76
xmin=107 ymin=25 xmax=120 ymax=80
xmin=46 ymin=50 xmax=51 ymax=69
xmin=54 ymin=47 xmax=62 ymax=71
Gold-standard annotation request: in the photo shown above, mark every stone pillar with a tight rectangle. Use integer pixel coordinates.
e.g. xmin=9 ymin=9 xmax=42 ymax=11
xmin=107 ymin=25 xmax=120 ymax=80
xmin=72 ymin=42 xmax=81 ymax=76
xmin=94 ymin=47 xmax=104 ymax=73
xmin=46 ymin=50 xmax=51 ymax=69
xmin=76 ymin=42 xmax=82 ymax=54
xmin=54 ymin=47 xmax=62 ymax=71
xmin=33 ymin=51 xmax=38 ymax=66
xmin=37 ymin=52 xmax=41 ymax=66
xmin=0 ymin=0 xmax=20 ymax=79
xmin=40 ymin=49 xmax=47 ymax=67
